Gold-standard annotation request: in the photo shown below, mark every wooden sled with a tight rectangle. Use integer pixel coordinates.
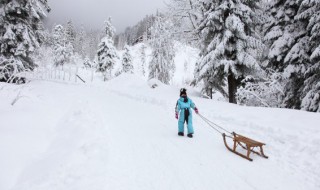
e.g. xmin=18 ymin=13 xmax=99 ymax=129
xmin=222 ymin=132 xmax=268 ymax=161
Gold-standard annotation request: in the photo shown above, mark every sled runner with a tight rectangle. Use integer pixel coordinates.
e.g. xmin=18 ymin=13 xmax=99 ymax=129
xmin=198 ymin=113 xmax=268 ymax=161
xmin=222 ymin=132 xmax=268 ymax=161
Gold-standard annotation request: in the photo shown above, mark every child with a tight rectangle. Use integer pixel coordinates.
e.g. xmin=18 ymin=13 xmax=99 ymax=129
xmin=175 ymin=88 xmax=199 ymax=138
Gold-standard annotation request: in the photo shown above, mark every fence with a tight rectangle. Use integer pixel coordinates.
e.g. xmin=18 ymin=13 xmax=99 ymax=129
xmin=21 ymin=66 xmax=96 ymax=84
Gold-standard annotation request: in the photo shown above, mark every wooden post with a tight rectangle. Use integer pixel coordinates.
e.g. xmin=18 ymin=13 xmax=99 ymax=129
xmin=91 ymin=69 xmax=94 ymax=82
xmin=63 ymin=70 xmax=65 ymax=81
xmin=75 ymin=67 xmax=78 ymax=82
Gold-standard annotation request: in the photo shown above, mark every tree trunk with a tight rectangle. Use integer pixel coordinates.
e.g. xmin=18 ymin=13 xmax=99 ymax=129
xmin=228 ymin=72 xmax=237 ymax=104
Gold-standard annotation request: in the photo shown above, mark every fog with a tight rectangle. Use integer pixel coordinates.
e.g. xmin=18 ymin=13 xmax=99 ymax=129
xmin=45 ymin=0 xmax=165 ymax=33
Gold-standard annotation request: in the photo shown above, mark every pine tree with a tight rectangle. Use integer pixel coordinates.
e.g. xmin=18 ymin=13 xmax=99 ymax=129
xmin=195 ymin=0 xmax=265 ymax=103
xmin=263 ymin=0 xmax=305 ymax=109
xmin=88 ymin=30 xmax=101 ymax=60
xmin=0 ymin=0 xmax=50 ymax=82
xmin=296 ymin=0 xmax=320 ymax=112
xmin=75 ymin=25 xmax=86 ymax=59
xmin=52 ymin=25 xmax=73 ymax=67
xmin=104 ymin=17 xmax=116 ymax=39
xmin=65 ymin=20 xmax=76 ymax=48
xmin=140 ymin=44 xmax=147 ymax=76
xmin=96 ymin=17 xmax=118 ymax=81
xmin=149 ymin=16 xmax=175 ymax=84
xmin=167 ymin=0 xmax=203 ymax=44
xmin=263 ymin=0 xmax=302 ymax=71
xmin=263 ymin=0 xmax=320 ymax=111
xmin=122 ymin=45 xmax=133 ymax=73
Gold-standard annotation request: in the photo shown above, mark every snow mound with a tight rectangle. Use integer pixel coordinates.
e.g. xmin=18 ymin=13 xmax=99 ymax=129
xmin=148 ymin=78 xmax=164 ymax=89
xmin=107 ymin=73 xmax=150 ymax=90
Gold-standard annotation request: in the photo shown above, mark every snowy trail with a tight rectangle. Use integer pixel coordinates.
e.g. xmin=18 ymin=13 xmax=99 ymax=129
xmin=1 ymin=76 xmax=319 ymax=190
xmin=92 ymin=85 xmax=306 ymax=190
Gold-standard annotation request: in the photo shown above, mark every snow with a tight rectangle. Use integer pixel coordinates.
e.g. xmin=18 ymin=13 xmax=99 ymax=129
xmin=1 ymin=73 xmax=320 ymax=190
xmin=171 ymin=43 xmax=199 ymax=86
xmin=115 ymin=42 xmax=198 ymax=86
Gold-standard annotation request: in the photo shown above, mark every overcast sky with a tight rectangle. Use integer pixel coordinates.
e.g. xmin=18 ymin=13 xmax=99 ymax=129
xmin=45 ymin=0 xmax=166 ymax=33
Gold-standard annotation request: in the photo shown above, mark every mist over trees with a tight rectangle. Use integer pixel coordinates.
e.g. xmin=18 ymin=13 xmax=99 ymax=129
xmin=114 ymin=14 xmax=156 ymax=49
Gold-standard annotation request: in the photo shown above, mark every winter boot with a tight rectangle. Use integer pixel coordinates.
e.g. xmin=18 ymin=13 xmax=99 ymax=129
xmin=187 ymin=133 xmax=193 ymax=138
xmin=178 ymin=132 xmax=184 ymax=136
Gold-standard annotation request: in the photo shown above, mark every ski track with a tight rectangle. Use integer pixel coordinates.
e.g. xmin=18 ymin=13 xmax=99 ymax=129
xmin=1 ymin=79 xmax=319 ymax=190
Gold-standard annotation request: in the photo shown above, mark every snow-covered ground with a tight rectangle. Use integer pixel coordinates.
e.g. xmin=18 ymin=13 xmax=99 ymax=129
xmin=1 ymin=74 xmax=319 ymax=190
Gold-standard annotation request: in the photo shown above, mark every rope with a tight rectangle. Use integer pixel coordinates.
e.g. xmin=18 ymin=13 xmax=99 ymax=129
xmin=197 ymin=113 xmax=233 ymax=138
xmin=198 ymin=114 xmax=224 ymax=134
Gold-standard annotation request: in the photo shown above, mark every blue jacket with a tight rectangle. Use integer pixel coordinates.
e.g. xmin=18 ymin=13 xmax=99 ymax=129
xmin=176 ymin=97 xmax=196 ymax=112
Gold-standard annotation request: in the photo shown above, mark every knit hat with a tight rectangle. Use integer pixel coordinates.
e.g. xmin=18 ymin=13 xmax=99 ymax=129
xmin=180 ymin=88 xmax=187 ymax=96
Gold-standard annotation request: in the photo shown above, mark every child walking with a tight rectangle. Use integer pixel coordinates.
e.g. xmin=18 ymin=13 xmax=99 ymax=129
xmin=175 ymin=88 xmax=199 ymax=138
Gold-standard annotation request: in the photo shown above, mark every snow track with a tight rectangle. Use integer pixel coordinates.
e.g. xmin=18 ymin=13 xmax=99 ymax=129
xmin=11 ymin=101 xmax=109 ymax=190
xmin=1 ymin=75 xmax=319 ymax=190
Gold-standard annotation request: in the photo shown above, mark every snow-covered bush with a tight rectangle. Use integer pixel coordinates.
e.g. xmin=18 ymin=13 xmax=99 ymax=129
xmin=237 ymin=71 xmax=285 ymax=108
xmin=83 ymin=57 xmax=93 ymax=68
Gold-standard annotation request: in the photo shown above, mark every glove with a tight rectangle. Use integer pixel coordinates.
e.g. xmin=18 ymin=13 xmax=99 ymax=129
xmin=195 ymin=107 xmax=199 ymax=114
xmin=175 ymin=112 xmax=178 ymax=119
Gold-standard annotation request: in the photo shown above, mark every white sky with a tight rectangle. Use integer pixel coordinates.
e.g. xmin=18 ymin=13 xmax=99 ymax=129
xmin=45 ymin=0 xmax=166 ymax=33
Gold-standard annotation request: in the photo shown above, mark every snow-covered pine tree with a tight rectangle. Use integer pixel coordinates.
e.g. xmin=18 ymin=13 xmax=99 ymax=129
xmin=96 ymin=17 xmax=118 ymax=81
xmin=140 ymin=44 xmax=146 ymax=76
xmin=262 ymin=0 xmax=306 ymax=109
xmin=65 ymin=20 xmax=76 ymax=48
xmin=263 ymin=0 xmax=300 ymax=71
xmin=122 ymin=45 xmax=133 ymax=73
xmin=149 ymin=16 xmax=175 ymax=84
xmin=296 ymin=0 xmax=320 ymax=112
xmin=104 ymin=17 xmax=116 ymax=39
xmin=194 ymin=59 xmax=227 ymax=99
xmin=0 ymin=0 xmax=50 ymax=82
xmin=75 ymin=25 xmax=86 ymax=59
xmin=167 ymin=0 xmax=203 ymax=45
xmin=261 ymin=0 xmax=320 ymax=112
xmin=88 ymin=30 xmax=101 ymax=60
xmin=195 ymin=0 xmax=265 ymax=103
xmin=52 ymin=25 xmax=73 ymax=67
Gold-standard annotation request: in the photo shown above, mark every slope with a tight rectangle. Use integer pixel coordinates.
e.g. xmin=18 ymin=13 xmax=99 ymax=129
xmin=0 ymin=74 xmax=319 ymax=190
